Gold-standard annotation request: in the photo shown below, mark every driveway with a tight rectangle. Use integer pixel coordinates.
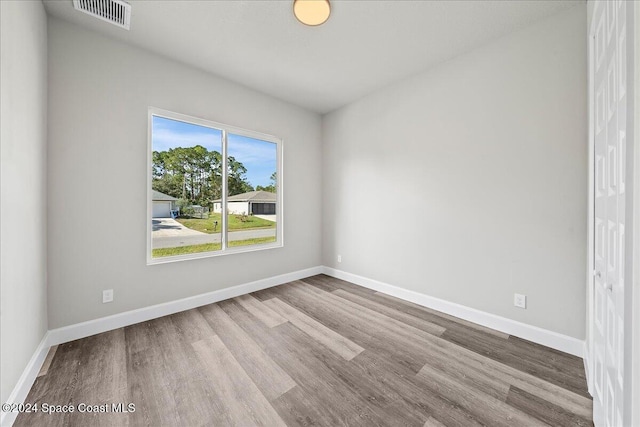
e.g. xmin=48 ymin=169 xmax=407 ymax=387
xmin=152 ymin=218 xmax=205 ymax=238
xmin=254 ymin=214 xmax=276 ymax=222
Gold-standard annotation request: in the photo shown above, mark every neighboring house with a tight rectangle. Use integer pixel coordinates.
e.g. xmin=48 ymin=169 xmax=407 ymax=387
xmin=152 ymin=190 xmax=177 ymax=218
xmin=213 ymin=190 xmax=276 ymax=215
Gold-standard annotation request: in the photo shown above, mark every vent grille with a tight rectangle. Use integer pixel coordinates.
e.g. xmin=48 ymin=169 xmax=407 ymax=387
xmin=72 ymin=0 xmax=131 ymax=30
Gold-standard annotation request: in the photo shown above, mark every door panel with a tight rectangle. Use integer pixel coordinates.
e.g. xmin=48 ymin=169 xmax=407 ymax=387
xmin=592 ymin=1 xmax=627 ymax=425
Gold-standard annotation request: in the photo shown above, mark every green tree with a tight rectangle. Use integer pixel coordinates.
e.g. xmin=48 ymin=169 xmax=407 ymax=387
xmin=255 ymin=172 xmax=277 ymax=193
xmin=152 ymin=146 xmax=256 ymax=206
xmin=152 ymin=145 xmax=223 ymax=206
xmin=227 ymin=156 xmax=254 ymax=196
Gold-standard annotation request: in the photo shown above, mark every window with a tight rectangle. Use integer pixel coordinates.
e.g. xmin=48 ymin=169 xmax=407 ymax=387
xmin=148 ymin=108 xmax=282 ymax=263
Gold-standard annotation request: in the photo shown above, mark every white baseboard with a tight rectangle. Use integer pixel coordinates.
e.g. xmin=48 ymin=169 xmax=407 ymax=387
xmin=0 ymin=332 xmax=51 ymax=427
xmin=48 ymin=266 xmax=324 ymax=346
xmin=322 ymin=267 xmax=585 ymax=357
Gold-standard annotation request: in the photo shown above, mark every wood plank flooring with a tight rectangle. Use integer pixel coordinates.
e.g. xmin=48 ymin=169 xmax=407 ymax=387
xmin=15 ymin=275 xmax=592 ymax=426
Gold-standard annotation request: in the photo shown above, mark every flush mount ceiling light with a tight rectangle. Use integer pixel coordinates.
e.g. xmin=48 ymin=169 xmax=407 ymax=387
xmin=293 ymin=0 xmax=331 ymax=26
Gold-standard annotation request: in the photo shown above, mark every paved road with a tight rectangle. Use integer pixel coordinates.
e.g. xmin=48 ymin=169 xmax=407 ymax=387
xmin=152 ymin=228 xmax=276 ymax=249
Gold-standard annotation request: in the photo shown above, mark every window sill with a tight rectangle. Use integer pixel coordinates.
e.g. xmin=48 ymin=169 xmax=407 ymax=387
xmin=147 ymin=241 xmax=284 ymax=265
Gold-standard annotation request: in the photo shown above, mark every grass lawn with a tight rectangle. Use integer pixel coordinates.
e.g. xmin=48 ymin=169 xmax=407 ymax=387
xmin=177 ymin=213 xmax=275 ymax=234
xmin=152 ymin=236 xmax=277 ymax=257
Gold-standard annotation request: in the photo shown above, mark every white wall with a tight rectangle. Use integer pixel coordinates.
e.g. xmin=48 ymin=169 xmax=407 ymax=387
xmin=227 ymin=202 xmax=250 ymax=215
xmin=322 ymin=6 xmax=588 ymax=339
xmin=47 ymin=18 xmax=322 ymax=328
xmin=0 ymin=0 xmax=49 ymax=404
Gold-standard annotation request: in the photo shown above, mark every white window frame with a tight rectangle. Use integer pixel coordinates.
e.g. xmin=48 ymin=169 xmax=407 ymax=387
xmin=147 ymin=107 xmax=283 ymax=265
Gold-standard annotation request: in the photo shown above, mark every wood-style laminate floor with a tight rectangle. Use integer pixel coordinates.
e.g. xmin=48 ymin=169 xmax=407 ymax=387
xmin=15 ymin=275 xmax=592 ymax=427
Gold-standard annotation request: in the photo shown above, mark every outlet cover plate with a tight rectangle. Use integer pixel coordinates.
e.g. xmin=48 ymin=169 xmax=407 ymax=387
xmin=103 ymin=289 xmax=114 ymax=303
xmin=514 ymin=293 xmax=526 ymax=309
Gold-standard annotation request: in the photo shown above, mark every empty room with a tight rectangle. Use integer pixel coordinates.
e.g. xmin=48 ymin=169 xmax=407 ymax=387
xmin=1 ymin=0 xmax=639 ymax=426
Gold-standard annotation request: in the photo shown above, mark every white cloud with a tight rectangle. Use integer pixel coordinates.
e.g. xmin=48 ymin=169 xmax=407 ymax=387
xmin=228 ymin=136 xmax=277 ymax=165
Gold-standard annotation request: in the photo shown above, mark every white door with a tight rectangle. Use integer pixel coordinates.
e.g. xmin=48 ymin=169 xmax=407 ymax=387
xmin=592 ymin=1 xmax=627 ymax=425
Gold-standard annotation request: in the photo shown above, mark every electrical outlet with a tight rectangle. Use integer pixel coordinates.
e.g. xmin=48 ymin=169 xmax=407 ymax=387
xmin=514 ymin=293 xmax=526 ymax=309
xmin=337 ymin=255 xmax=342 ymax=263
xmin=103 ymin=289 xmax=114 ymax=303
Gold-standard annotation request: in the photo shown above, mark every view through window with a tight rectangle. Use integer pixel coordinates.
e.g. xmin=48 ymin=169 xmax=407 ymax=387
xmin=149 ymin=109 xmax=280 ymax=262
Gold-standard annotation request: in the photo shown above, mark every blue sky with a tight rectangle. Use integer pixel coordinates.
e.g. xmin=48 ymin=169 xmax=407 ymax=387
xmin=152 ymin=116 xmax=277 ymax=187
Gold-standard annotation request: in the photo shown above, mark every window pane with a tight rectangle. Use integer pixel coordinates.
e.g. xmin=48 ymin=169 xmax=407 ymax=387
xmin=225 ymin=133 xmax=277 ymax=248
xmin=151 ymin=116 xmax=223 ymax=258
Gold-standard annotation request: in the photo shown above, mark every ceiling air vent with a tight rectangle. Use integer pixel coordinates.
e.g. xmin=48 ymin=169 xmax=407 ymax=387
xmin=72 ymin=0 xmax=131 ymax=30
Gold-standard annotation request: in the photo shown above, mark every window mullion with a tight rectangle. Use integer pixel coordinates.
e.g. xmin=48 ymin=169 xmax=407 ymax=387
xmin=221 ymin=129 xmax=228 ymax=251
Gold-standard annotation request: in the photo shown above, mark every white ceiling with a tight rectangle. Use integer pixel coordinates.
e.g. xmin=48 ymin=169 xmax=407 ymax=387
xmin=44 ymin=0 xmax=582 ymax=114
